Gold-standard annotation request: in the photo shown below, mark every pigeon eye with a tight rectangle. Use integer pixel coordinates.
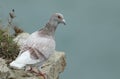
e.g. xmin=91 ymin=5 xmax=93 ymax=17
xmin=57 ymin=15 xmax=61 ymax=19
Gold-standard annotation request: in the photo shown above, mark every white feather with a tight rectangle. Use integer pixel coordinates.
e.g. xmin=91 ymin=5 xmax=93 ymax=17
xmin=10 ymin=50 xmax=40 ymax=69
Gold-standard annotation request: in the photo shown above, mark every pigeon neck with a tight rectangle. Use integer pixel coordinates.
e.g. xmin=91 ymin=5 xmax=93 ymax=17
xmin=41 ymin=22 xmax=58 ymax=37
xmin=46 ymin=22 xmax=58 ymax=35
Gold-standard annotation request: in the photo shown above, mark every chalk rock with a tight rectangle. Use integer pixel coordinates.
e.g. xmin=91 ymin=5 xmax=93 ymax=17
xmin=13 ymin=32 xmax=30 ymax=46
xmin=0 ymin=51 xmax=66 ymax=79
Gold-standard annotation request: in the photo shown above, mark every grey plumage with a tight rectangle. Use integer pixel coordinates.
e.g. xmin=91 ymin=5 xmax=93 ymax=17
xmin=10 ymin=13 xmax=66 ymax=69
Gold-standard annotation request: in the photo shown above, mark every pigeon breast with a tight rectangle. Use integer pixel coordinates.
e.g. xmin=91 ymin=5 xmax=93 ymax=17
xmin=21 ymin=31 xmax=55 ymax=60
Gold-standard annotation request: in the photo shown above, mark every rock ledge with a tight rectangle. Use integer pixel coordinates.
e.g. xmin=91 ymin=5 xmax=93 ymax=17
xmin=0 ymin=51 xmax=66 ymax=79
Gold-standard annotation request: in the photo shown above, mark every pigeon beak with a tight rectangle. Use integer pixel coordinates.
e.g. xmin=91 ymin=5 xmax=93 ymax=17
xmin=61 ymin=19 xmax=66 ymax=25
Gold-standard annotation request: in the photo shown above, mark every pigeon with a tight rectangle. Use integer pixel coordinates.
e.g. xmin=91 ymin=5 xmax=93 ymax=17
xmin=10 ymin=13 xmax=66 ymax=78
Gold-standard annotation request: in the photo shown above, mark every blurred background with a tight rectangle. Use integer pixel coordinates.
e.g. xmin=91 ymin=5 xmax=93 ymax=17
xmin=0 ymin=0 xmax=120 ymax=79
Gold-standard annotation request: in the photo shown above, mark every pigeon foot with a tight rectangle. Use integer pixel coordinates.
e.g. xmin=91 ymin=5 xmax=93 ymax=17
xmin=25 ymin=66 xmax=46 ymax=79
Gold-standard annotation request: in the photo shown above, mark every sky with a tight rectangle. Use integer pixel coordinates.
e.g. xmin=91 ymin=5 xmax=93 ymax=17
xmin=1 ymin=0 xmax=120 ymax=79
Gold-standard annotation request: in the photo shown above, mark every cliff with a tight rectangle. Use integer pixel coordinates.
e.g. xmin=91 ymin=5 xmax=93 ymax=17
xmin=0 ymin=51 xmax=66 ymax=79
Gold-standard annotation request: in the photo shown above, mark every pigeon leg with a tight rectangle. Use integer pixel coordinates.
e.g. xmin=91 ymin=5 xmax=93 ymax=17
xmin=25 ymin=66 xmax=46 ymax=79
xmin=36 ymin=70 xmax=46 ymax=79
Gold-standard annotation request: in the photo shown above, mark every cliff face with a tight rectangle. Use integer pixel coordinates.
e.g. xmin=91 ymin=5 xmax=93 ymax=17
xmin=0 ymin=51 xmax=66 ymax=79
xmin=0 ymin=33 xmax=66 ymax=79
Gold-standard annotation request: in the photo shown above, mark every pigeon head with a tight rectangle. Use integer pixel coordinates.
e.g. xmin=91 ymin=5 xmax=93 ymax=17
xmin=49 ymin=13 xmax=66 ymax=26
xmin=41 ymin=13 xmax=66 ymax=36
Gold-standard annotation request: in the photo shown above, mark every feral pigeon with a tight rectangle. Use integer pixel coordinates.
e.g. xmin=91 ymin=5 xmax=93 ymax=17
xmin=10 ymin=13 xmax=66 ymax=78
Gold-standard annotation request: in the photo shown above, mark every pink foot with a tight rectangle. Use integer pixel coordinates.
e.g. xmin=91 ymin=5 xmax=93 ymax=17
xmin=25 ymin=66 xmax=46 ymax=79
xmin=36 ymin=71 xmax=46 ymax=79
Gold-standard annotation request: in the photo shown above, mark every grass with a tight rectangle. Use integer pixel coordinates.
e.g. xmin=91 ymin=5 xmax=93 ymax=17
xmin=0 ymin=28 xmax=20 ymax=60
xmin=0 ymin=9 xmax=24 ymax=63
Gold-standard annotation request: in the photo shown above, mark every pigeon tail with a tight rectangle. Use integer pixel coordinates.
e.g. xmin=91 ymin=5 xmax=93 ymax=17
xmin=10 ymin=50 xmax=40 ymax=69
xmin=10 ymin=61 xmax=25 ymax=69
